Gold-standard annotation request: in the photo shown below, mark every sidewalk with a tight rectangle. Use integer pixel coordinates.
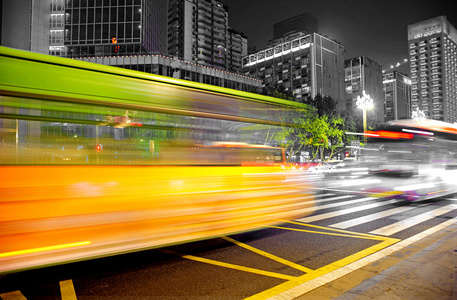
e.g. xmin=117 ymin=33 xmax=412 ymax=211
xmin=295 ymin=222 xmax=457 ymax=300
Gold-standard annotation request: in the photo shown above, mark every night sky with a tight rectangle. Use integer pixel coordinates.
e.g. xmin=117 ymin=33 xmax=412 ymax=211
xmin=222 ymin=0 xmax=457 ymax=74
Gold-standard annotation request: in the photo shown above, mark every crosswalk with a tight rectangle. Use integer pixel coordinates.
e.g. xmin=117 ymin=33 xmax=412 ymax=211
xmin=296 ymin=192 xmax=457 ymax=238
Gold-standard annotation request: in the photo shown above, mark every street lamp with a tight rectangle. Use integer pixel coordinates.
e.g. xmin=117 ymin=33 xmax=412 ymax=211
xmin=356 ymin=90 xmax=374 ymax=144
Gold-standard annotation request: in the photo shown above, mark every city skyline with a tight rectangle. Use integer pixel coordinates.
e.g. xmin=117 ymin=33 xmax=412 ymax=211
xmin=222 ymin=0 xmax=456 ymax=74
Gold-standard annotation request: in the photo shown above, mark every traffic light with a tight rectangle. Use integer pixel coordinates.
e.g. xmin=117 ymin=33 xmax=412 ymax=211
xmin=345 ymin=151 xmax=349 ymax=157
xmin=111 ymin=37 xmax=119 ymax=53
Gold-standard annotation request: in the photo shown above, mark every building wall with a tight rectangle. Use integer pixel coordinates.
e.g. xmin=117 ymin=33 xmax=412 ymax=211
xmin=345 ymin=56 xmax=385 ymax=124
xmin=242 ymin=33 xmax=345 ymax=109
xmin=75 ymin=54 xmax=262 ymax=92
xmin=313 ymin=34 xmax=346 ymax=111
xmin=408 ymin=15 xmax=457 ymax=123
xmin=383 ymin=71 xmax=411 ymax=121
xmin=144 ymin=0 xmax=168 ymax=54
xmin=1 ymin=0 xmax=50 ymax=53
xmin=31 ymin=0 xmax=50 ymax=54
xmin=182 ymin=0 xmax=194 ymax=62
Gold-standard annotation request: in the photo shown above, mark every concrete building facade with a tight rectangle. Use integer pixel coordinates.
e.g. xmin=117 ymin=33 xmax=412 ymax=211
xmin=242 ymin=33 xmax=346 ymax=110
xmin=383 ymin=71 xmax=412 ymax=121
xmin=1 ymin=0 xmax=50 ymax=54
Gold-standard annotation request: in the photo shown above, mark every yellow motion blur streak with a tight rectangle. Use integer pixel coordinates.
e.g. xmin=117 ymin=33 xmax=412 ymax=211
xmin=0 ymin=241 xmax=91 ymax=258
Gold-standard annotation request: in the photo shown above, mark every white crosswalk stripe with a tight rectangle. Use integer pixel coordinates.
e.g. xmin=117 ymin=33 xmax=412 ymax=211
xmin=298 ymin=199 xmax=399 ymax=223
xmin=298 ymin=193 xmax=457 ymax=238
xmin=369 ymin=204 xmax=457 ymax=236
xmin=296 ymin=196 xmax=374 ymax=222
xmin=314 ymin=194 xmax=354 ymax=203
xmin=330 ymin=205 xmax=418 ymax=229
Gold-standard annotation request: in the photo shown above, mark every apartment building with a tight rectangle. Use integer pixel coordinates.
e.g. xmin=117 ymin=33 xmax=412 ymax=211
xmin=408 ymin=15 xmax=457 ymax=123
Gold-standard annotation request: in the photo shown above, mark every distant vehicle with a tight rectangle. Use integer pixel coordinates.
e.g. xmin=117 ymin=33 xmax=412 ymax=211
xmin=364 ymin=119 xmax=457 ymax=201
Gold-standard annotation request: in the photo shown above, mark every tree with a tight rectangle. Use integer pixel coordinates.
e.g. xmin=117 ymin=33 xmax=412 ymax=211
xmin=302 ymin=114 xmax=345 ymax=161
xmin=275 ymin=94 xmax=351 ymax=162
xmin=260 ymin=84 xmax=295 ymax=101
xmin=302 ymin=94 xmax=337 ymax=117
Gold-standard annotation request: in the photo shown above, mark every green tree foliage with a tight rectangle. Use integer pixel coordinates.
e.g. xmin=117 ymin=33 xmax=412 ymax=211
xmin=275 ymin=94 xmax=353 ymax=162
xmin=261 ymin=84 xmax=295 ymax=101
xmin=302 ymin=94 xmax=337 ymax=117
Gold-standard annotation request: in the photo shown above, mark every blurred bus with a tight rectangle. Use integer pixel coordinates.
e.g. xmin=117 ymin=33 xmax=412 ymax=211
xmin=364 ymin=119 xmax=457 ymax=201
xmin=0 ymin=46 xmax=315 ymax=274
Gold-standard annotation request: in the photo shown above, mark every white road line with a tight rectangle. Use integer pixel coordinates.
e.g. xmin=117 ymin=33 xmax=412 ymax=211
xmin=369 ymin=204 xmax=457 ymax=236
xmin=330 ymin=205 xmax=417 ymax=229
xmin=310 ymin=187 xmax=372 ymax=194
xmin=295 ymin=197 xmax=375 ymax=222
xmin=298 ymin=199 xmax=399 ymax=223
xmin=314 ymin=193 xmax=335 ymax=198
xmin=314 ymin=195 xmax=354 ymax=203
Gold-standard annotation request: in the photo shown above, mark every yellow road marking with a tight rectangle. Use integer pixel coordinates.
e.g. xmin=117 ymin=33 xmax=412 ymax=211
xmin=172 ymin=251 xmax=297 ymax=281
xmin=0 ymin=241 xmax=91 ymax=258
xmin=164 ymin=222 xmax=399 ymax=292
xmin=246 ymin=226 xmax=400 ymax=299
xmin=0 ymin=291 xmax=27 ymax=300
xmin=269 ymin=225 xmax=386 ymax=241
xmin=370 ymin=190 xmax=403 ymax=198
xmin=60 ymin=280 xmax=77 ymax=300
xmin=221 ymin=236 xmax=314 ymax=273
xmin=281 ymin=220 xmax=389 ymax=239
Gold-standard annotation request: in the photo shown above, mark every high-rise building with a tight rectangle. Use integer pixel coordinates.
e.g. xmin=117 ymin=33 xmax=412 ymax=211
xmin=383 ymin=71 xmax=412 ymax=121
xmin=64 ymin=0 xmax=168 ymax=58
xmin=345 ymin=56 xmax=384 ymax=124
xmin=1 ymin=0 xmax=50 ymax=54
xmin=407 ymin=15 xmax=457 ymax=123
xmin=168 ymin=0 xmax=234 ymax=70
xmin=242 ymin=33 xmax=346 ymax=110
xmin=272 ymin=13 xmax=318 ymax=41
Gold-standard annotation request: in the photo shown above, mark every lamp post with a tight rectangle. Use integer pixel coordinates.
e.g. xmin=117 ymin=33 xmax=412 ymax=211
xmin=356 ymin=90 xmax=374 ymax=144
